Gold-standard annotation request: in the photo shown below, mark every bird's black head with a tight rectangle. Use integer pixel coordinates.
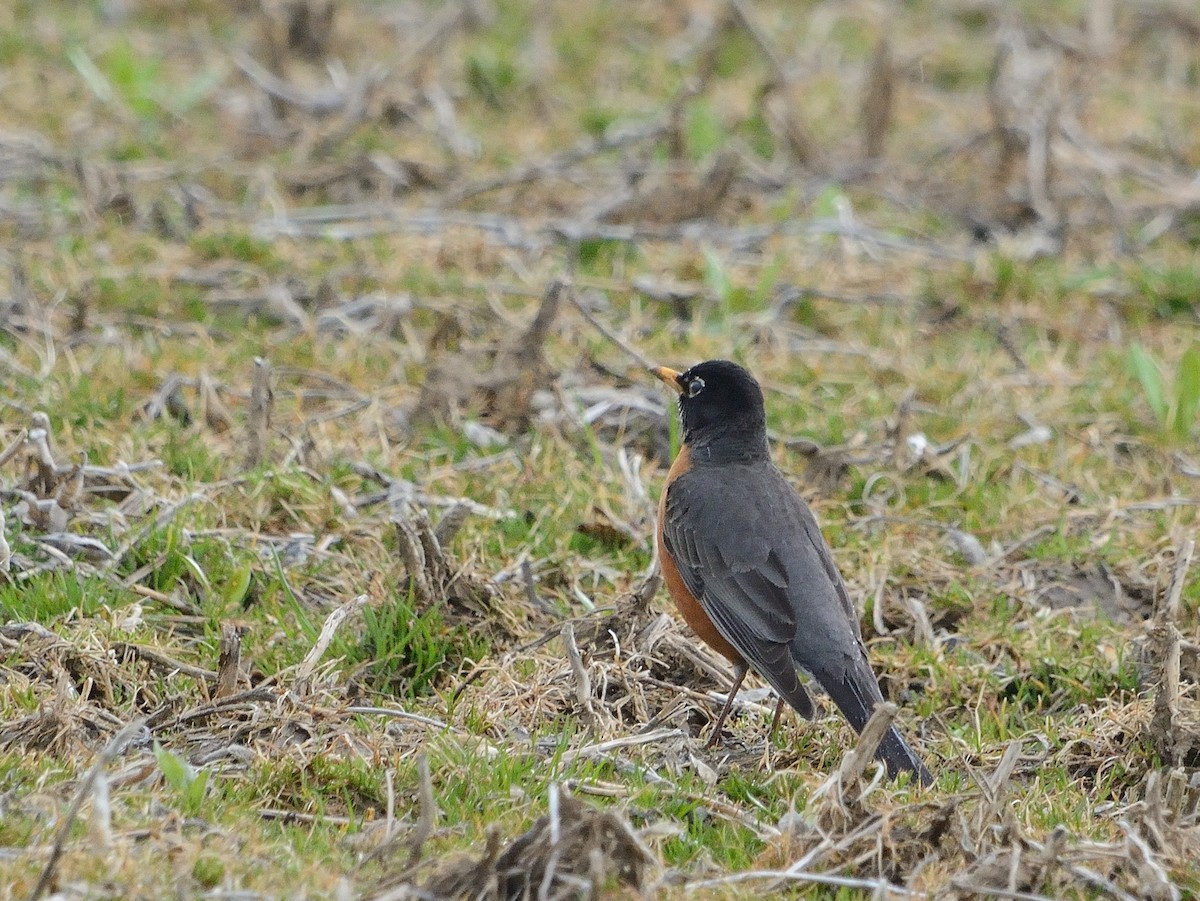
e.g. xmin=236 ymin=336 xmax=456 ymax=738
xmin=652 ymin=359 xmax=769 ymax=463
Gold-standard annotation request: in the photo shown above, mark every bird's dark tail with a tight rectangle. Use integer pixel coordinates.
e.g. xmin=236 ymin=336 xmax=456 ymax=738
xmin=820 ymin=664 xmax=933 ymax=786
xmin=876 ymin=723 xmax=933 ymax=786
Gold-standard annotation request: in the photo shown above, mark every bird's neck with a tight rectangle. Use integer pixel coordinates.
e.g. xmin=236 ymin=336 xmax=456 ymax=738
xmin=686 ymin=428 xmax=770 ymax=465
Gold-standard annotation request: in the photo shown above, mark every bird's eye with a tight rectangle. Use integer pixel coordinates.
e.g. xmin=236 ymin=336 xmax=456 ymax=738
xmin=687 ymin=377 xmax=705 ymax=398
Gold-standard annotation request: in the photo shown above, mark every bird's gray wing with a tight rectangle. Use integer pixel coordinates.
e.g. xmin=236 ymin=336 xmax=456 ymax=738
xmin=662 ymin=464 xmax=814 ymax=717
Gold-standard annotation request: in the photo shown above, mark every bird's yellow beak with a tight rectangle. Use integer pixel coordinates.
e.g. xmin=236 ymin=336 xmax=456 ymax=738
xmin=651 ymin=366 xmax=684 ymax=394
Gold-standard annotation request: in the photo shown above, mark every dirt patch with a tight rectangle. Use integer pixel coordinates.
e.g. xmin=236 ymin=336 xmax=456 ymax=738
xmin=1017 ymin=560 xmax=1157 ymax=622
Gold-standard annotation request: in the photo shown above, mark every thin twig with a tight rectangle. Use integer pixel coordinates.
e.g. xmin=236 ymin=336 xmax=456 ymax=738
xmin=293 ymin=594 xmax=368 ymax=694
xmin=571 ymin=289 xmax=655 ymax=371
xmin=558 ymin=727 xmax=681 ymax=764
xmin=149 ymin=687 xmax=278 ymax=729
xmin=562 ymin=622 xmax=597 ymax=730
xmin=685 ymin=868 xmax=921 ymax=897
xmin=406 ymin=754 xmax=436 ymax=868
xmin=522 ymin=557 xmax=557 ymax=615
xmin=448 ymin=119 xmax=671 ymax=204
xmin=28 ymin=718 xmax=147 ymax=901
xmin=0 ymin=428 xmax=28 ymax=467
xmin=345 ymin=706 xmax=449 ymax=730
xmin=112 ymin=642 xmax=218 ymax=683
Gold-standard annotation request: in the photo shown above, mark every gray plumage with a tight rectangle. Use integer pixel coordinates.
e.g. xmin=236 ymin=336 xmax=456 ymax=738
xmin=662 ymin=457 xmax=932 ymax=784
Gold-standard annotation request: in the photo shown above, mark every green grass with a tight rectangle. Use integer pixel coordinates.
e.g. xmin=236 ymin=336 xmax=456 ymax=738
xmin=0 ymin=571 xmax=115 ymax=622
xmin=1 ymin=0 xmax=1199 ymax=898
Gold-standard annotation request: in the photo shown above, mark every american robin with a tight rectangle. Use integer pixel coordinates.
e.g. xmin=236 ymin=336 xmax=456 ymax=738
xmin=652 ymin=359 xmax=932 ymax=784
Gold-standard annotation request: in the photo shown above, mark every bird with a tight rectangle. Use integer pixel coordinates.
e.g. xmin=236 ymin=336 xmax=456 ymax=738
xmin=652 ymin=359 xmax=932 ymax=784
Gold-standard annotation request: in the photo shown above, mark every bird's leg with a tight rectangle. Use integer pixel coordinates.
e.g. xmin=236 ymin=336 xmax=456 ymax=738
xmin=705 ymin=662 xmax=749 ymax=747
xmin=768 ymin=697 xmax=786 ymax=741
xmin=757 ymin=698 xmax=788 ymax=768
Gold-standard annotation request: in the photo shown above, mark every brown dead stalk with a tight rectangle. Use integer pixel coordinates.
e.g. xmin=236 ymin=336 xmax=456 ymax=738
xmin=1148 ymin=539 xmax=1195 ymax=765
xmin=244 ymin=356 xmax=274 ymax=469
xmin=810 ymin=702 xmax=899 ymax=827
xmin=391 ymin=502 xmax=496 ymax=614
xmin=293 ymin=594 xmax=369 ymax=695
xmin=215 ymin=623 xmax=245 ymax=699
xmin=862 ymin=38 xmax=895 ymax=161
xmin=367 ymin=787 xmax=655 ymax=901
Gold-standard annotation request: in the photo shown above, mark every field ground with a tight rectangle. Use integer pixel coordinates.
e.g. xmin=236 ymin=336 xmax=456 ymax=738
xmin=2 ymin=0 xmax=1200 ymax=898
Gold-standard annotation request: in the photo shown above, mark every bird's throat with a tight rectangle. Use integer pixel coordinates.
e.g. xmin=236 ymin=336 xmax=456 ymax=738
xmin=686 ymin=424 xmax=770 ymax=464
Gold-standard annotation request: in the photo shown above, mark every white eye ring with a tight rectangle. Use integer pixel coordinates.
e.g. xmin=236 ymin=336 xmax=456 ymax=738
xmin=687 ymin=377 xmax=705 ymax=397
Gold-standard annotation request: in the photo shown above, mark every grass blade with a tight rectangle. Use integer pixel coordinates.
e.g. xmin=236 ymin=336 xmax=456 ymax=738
xmin=1127 ymin=343 xmax=1168 ymax=425
xmin=1174 ymin=346 xmax=1200 ymax=438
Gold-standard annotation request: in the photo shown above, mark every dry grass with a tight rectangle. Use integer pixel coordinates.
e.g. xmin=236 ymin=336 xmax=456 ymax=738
xmin=2 ymin=0 xmax=1200 ymax=898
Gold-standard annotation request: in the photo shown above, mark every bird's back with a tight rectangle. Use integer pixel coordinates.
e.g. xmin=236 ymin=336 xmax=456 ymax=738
xmin=665 ymin=459 xmax=868 ymax=667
